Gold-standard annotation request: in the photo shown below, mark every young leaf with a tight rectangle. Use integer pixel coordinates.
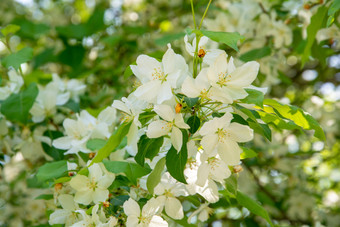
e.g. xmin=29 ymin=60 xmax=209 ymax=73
xmin=327 ymin=0 xmax=340 ymax=27
xmin=90 ymin=122 xmax=131 ymax=164
xmin=239 ymin=46 xmax=271 ymax=62
xmin=187 ymin=116 xmax=200 ymax=134
xmin=236 ymin=191 xmax=274 ymax=227
xmin=0 ymin=83 xmax=38 ymax=124
xmin=263 ymin=99 xmax=325 ymax=140
xmin=103 ymin=160 xmax=151 ymax=185
xmin=36 ymin=160 xmax=68 ymax=182
xmin=135 ymin=135 xmax=164 ymax=166
xmin=86 ymin=138 xmax=107 ymax=151
xmin=1 ymin=24 xmax=20 ymax=37
xmin=240 ymin=89 xmax=264 ymax=108
xmin=200 ymin=30 xmax=244 ymax=51
xmin=240 ymin=147 xmax=258 ymax=159
xmin=147 ymin=157 xmax=166 ymax=195
xmin=166 ymin=130 xmax=188 ymax=184
xmin=225 ymin=174 xmax=238 ymax=197
xmin=2 ymin=47 xmax=34 ymax=70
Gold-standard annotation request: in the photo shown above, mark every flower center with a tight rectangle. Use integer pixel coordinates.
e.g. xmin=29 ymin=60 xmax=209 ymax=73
xmin=164 ymin=189 xmax=173 ymax=198
xmin=217 ymin=72 xmax=231 ymax=87
xmin=152 ymin=67 xmax=167 ymax=83
xmin=88 ymin=178 xmax=97 ymax=190
xmin=216 ymin=128 xmax=230 ymax=142
xmin=207 ymin=157 xmax=218 ymax=170
xmin=139 ymin=216 xmax=151 ymax=224
xmin=161 ymin=122 xmax=173 ymax=130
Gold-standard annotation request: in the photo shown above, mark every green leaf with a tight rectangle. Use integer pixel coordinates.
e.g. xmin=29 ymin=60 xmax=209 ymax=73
xmin=54 ymin=177 xmax=71 ymax=184
xmin=2 ymin=47 xmax=34 ymax=70
xmin=225 ymin=174 xmax=238 ymax=197
xmin=240 ymin=89 xmax=264 ymax=108
xmin=155 ymin=32 xmax=185 ymax=46
xmin=240 ymin=147 xmax=258 ymax=159
xmin=103 ymin=160 xmax=151 ymax=185
xmin=247 ymin=119 xmax=272 ymax=141
xmin=301 ymin=6 xmax=327 ymax=67
xmin=36 ymin=160 xmax=68 ymax=182
xmin=263 ymin=99 xmax=325 ymax=140
xmin=200 ymin=30 xmax=244 ymax=51
xmin=1 ymin=24 xmax=20 ymax=37
xmin=239 ymin=46 xmax=271 ymax=62
xmin=87 ymin=138 xmax=107 ymax=151
xmin=236 ymin=191 xmax=274 ymax=226
xmin=135 ymin=135 xmax=164 ymax=166
xmin=187 ymin=116 xmax=200 ymax=134
xmin=35 ymin=194 xmax=53 ymax=200
xmin=124 ymin=65 xmax=134 ymax=79
xmin=147 ymin=157 xmax=166 ymax=194
xmin=13 ymin=19 xmax=49 ymax=39
xmin=90 ymin=122 xmax=131 ymax=164
xmin=0 ymin=83 xmax=38 ymax=123
xmin=166 ymin=130 xmax=188 ymax=184
xmin=184 ymin=97 xmax=199 ymax=108
xmin=138 ymin=110 xmax=156 ymax=126
xmin=327 ymin=0 xmax=340 ymax=27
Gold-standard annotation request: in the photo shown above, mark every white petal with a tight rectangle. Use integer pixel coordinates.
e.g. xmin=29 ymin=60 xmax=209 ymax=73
xmin=56 ymin=92 xmax=70 ymax=105
xmin=97 ymin=173 xmax=115 ymax=188
xmin=171 ymin=127 xmax=183 ymax=151
xmin=98 ymin=107 xmax=116 ymax=125
xmin=196 ymin=163 xmax=209 ymax=187
xmin=228 ymin=61 xmax=259 ymax=87
xmin=165 ymin=197 xmax=184 ymax=220
xmin=93 ymin=188 xmax=109 ymax=204
xmin=181 ymin=76 xmax=201 ymax=98
xmin=49 ymin=209 xmax=70 ymax=225
xmin=88 ymin=163 xmax=103 ymax=182
xmin=154 ymin=105 xmax=175 ymax=121
xmin=217 ymin=140 xmax=241 ymax=165
xmin=74 ymin=190 xmax=93 ymax=205
xmin=123 ymin=198 xmax=140 ymax=217
xmin=200 ymin=134 xmax=218 ymax=154
xmin=146 ymin=120 xmax=171 ymax=138
xmin=52 ymin=137 xmax=72 ymax=150
xmin=174 ymin=114 xmax=190 ymax=129
xmin=136 ymin=54 xmax=162 ymax=81
xmin=228 ymin=123 xmax=254 ymax=142
xmin=134 ymin=80 xmax=161 ymax=103
xmin=207 ymin=53 xmax=228 ymax=84
xmin=112 ymin=100 xmax=130 ymax=114
xmin=157 ymin=82 xmax=173 ymax=104
xmin=70 ymin=174 xmax=89 ymax=191
xmin=150 ymin=216 xmax=168 ymax=227
xmin=58 ymin=194 xmax=76 ymax=211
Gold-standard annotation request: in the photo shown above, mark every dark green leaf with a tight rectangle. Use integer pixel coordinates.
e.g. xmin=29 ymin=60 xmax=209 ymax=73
xmin=103 ymin=160 xmax=151 ymax=185
xmin=187 ymin=116 xmax=200 ymax=134
xmin=91 ymin=122 xmax=131 ymax=164
xmin=135 ymin=135 xmax=164 ymax=166
xmin=0 ymin=83 xmax=38 ymax=123
xmin=236 ymin=191 xmax=274 ymax=226
xmin=87 ymin=138 xmax=107 ymax=151
xmin=166 ymin=130 xmax=188 ymax=184
xmin=239 ymin=46 xmax=271 ymax=62
xmin=231 ymin=113 xmax=248 ymax=126
xmin=200 ymin=30 xmax=244 ymax=51
xmin=36 ymin=160 xmax=68 ymax=182
xmin=42 ymin=130 xmax=64 ymax=160
xmin=147 ymin=157 xmax=166 ymax=195
xmin=124 ymin=64 xmax=134 ymax=79
xmin=184 ymin=97 xmax=199 ymax=108
xmin=327 ymin=0 xmax=340 ymax=26
xmin=248 ymin=119 xmax=272 ymax=141
xmin=2 ymin=47 xmax=33 ymax=70
xmin=240 ymin=89 xmax=264 ymax=107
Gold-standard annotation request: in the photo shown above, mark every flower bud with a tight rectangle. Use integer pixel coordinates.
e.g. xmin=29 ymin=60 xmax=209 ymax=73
xmin=89 ymin=152 xmax=96 ymax=159
xmin=175 ymin=103 xmax=182 ymax=113
xmin=233 ymin=165 xmax=243 ymax=173
xmin=54 ymin=183 xmax=63 ymax=191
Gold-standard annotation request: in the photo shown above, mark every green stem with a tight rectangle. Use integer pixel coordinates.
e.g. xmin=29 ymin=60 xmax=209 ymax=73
xmin=199 ymin=0 xmax=213 ymax=29
xmin=190 ymin=0 xmax=197 ymax=29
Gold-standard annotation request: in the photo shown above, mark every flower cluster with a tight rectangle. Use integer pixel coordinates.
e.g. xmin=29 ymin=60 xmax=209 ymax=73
xmin=46 ymin=35 xmax=262 ymax=226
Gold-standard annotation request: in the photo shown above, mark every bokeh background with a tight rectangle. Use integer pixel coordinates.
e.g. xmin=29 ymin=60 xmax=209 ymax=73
xmin=0 ymin=0 xmax=339 ymax=226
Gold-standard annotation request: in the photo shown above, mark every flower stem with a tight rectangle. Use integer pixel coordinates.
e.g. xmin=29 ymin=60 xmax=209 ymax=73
xmin=199 ymin=0 xmax=213 ymax=29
